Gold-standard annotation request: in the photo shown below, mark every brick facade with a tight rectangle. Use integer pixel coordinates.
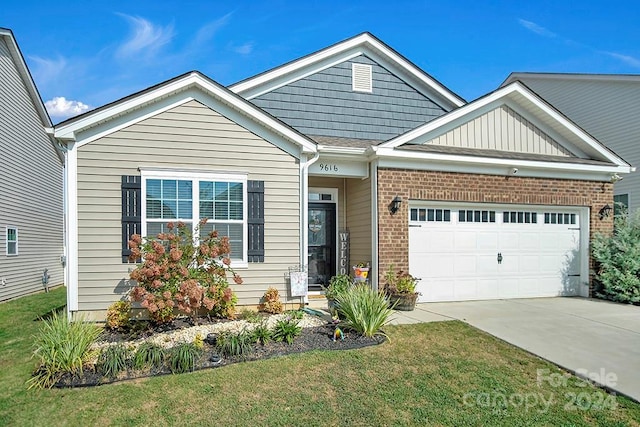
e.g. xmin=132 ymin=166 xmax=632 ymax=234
xmin=377 ymin=168 xmax=613 ymax=295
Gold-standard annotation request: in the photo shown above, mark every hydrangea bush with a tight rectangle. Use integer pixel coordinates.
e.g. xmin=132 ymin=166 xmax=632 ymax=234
xmin=128 ymin=219 xmax=242 ymax=323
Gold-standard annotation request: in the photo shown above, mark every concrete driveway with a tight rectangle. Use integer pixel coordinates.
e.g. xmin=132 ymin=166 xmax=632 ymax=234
xmin=393 ymin=297 xmax=640 ymax=402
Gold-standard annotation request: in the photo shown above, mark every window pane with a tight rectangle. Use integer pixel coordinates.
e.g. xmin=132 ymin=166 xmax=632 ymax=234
xmin=481 ymin=211 xmax=488 ymax=222
xmin=411 ymin=209 xmax=418 ymax=221
xmin=444 ymin=210 xmax=450 ymax=222
xmin=229 ymin=202 xmax=243 ymax=220
xmin=203 ymin=223 xmax=244 ymax=260
xmin=200 ymin=181 xmax=213 ymax=200
xmin=178 ymin=200 xmax=192 ymax=218
xmin=532 ymin=213 xmax=537 ymax=223
xmin=427 ymin=209 xmax=435 ymax=221
xmin=148 ymin=221 xmax=192 ymax=237
xmin=435 ymin=209 xmax=443 ymax=221
xmin=215 ymin=202 xmax=229 ymax=220
xmin=7 ymin=228 xmax=16 ymax=241
xmin=178 ymin=180 xmax=192 ymax=199
xmin=162 ymin=200 xmax=177 ymax=218
xmin=459 ymin=210 xmax=465 ymax=222
xmin=229 ymin=182 xmax=243 ymax=201
xmin=162 ymin=180 xmax=177 ymax=199
xmin=7 ymin=242 xmax=16 ymax=255
xmin=489 ymin=211 xmax=495 ymax=223
xmin=215 ymin=182 xmax=228 ymax=199
xmin=147 ymin=179 xmax=161 ymax=199
xmin=418 ymin=209 xmax=426 ymax=221
xmin=474 ymin=211 xmax=481 ymax=222
xmin=200 ymin=201 xmax=214 ymax=218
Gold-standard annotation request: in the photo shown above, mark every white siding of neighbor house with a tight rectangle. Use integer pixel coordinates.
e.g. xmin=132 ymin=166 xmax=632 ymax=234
xmin=508 ymin=76 xmax=640 ymax=213
xmin=0 ymin=38 xmax=64 ymax=301
xmin=425 ymin=105 xmax=572 ymax=157
xmin=75 ymin=100 xmax=300 ymax=314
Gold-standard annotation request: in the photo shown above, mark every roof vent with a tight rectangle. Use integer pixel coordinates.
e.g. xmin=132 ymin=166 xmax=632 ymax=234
xmin=352 ymin=63 xmax=372 ymax=92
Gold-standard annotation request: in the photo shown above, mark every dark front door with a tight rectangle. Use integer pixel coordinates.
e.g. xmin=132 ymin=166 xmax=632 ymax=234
xmin=308 ymin=203 xmax=336 ymax=291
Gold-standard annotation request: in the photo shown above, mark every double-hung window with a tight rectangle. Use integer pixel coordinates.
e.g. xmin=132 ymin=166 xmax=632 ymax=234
xmin=6 ymin=226 xmax=17 ymax=256
xmin=141 ymin=171 xmax=247 ymax=266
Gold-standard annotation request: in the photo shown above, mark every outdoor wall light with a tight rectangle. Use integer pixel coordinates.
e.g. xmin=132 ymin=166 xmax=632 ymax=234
xmin=389 ymin=195 xmax=402 ymax=215
xmin=599 ymin=204 xmax=613 ymax=220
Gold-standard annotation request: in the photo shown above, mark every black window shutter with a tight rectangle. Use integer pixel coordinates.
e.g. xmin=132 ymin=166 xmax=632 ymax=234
xmin=247 ymin=180 xmax=265 ymax=263
xmin=121 ymin=175 xmax=141 ymax=263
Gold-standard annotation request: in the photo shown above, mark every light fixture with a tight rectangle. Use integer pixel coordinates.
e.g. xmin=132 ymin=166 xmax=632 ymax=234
xmin=389 ymin=196 xmax=402 ymax=215
xmin=599 ymin=204 xmax=613 ymax=220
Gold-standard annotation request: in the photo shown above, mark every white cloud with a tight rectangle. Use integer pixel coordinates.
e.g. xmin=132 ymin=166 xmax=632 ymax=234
xmin=602 ymin=51 xmax=640 ymax=68
xmin=232 ymin=42 xmax=254 ymax=55
xmin=518 ymin=19 xmax=557 ymax=38
xmin=116 ymin=14 xmax=175 ymax=58
xmin=45 ymin=97 xmax=91 ymax=120
xmin=194 ymin=12 xmax=233 ymax=45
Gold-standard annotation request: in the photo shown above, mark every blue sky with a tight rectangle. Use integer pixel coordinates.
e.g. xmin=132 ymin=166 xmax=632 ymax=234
xmin=4 ymin=1 xmax=640 ymax=122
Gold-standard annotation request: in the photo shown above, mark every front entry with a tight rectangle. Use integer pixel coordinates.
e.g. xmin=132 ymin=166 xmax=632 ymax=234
xmin=308 ymin=203 xmax=336 ymax=291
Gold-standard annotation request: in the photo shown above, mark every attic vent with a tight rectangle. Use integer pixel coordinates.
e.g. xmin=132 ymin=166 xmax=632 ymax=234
xmin=352 ymin=63 xmax=372 ymax=92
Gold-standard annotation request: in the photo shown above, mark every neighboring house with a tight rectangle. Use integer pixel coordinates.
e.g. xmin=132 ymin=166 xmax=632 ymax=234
xmin=0 ymin=28 xmax=64 ymax=301
xmin=54 ymin=33 xmax=631 ymax=320
xmin=502 ymin=73 xmax=640 ymax=215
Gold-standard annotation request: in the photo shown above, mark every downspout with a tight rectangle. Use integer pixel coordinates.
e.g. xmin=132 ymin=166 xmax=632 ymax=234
xmin=300 ymin=150 xmax=320 ymax=286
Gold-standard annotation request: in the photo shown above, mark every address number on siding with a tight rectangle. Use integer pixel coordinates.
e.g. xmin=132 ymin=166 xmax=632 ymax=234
xmin=319 ymin=163 xmax=338 ymax=172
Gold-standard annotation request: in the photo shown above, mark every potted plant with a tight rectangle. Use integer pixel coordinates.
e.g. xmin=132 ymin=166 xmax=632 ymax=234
xmin=352 ymin=262 xmax=370 ymax=283
xmin=323 ymin=274 xmax=352 ymax=312
xmin=382 ymin=265 xmax=420 ymax=311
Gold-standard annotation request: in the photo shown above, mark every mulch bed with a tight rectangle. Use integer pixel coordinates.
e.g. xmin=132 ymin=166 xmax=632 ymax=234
xmin=54 ymin=323 xmax=386 ymax=388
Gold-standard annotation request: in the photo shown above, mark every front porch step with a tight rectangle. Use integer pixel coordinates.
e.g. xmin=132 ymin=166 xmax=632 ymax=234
xmin=306 ymin=296 xmax=330 ymax=310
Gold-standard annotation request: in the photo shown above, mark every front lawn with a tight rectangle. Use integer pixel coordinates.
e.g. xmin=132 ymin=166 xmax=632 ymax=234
xmin=1 ymin=288 xmax=639 ymax=426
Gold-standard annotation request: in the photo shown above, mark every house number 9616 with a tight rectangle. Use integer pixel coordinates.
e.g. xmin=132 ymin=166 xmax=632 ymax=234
xmin=319 ymin=163 xmax=338 ymax=172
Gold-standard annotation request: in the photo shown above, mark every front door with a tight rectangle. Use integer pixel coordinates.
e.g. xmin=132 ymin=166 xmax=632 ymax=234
xmin=308 ymin=203 xmax=336 ymax=291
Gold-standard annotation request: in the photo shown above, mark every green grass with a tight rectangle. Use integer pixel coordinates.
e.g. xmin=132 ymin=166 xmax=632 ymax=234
xmin=2 ymin=287 xmax=640 ymax=426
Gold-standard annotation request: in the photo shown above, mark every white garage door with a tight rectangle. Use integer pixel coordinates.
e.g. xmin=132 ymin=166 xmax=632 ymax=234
xmin=409 ymin=204 xmax=583 ymax=302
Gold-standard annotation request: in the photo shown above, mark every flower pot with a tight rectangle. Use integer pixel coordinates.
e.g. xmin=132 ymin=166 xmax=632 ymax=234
xmin=353 ymin=267 xmax=369 ymax=282
xmin=388 ymin=293 xmax=418 ymax=311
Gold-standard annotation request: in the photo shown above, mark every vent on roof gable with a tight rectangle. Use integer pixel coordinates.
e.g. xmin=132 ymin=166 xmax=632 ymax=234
xmin=352 ymin=63 xmax=372 ymax=92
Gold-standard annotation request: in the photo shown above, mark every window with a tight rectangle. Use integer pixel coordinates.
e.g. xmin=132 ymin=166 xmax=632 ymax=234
xmin=503 ymin=211 xmax=537 ymax=224
xmin=458 ymin=210 xmax=496 ymax=223
xmin=543 ymin=212 xmax=576 ymax=225
xmin=6 ymin=227 xmax=17 ymax=256
xmin=142 ymin=172 xmax=247 ymax=264
xmin=614 ymin=194 xmax=629 ymax=217
xmin=410 ymin=208 xmax=451 ymax=222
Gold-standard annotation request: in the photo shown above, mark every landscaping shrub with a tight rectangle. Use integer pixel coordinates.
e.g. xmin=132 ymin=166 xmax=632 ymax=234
xmin=251 ymin=321 xmax=272 ymax=345
xmin=105 ymin=300 xmax=131 ymax=330
xmin=272 ymin=317 xmax=301 ymax=344
xmin=239 ymin=308 xmax=261 ymax=323
xmin=168 ymin=343 xmax=202 ymax=374
xmin=128 ymin=220 xmax=242 ymax=324
xmin=216 ymin=330 xmax=254 ymax=357
xmin=98 ymin=344 xmax=132 ymax=378
xmin=323 ymin=274 xmax=352 ymax=300
xmin=133 ymin=342 xmax=165 ymax=370
xmin=284 ymin=309 xmax=304 ymax=320
xmin=260 ymin=287 xmax=284 ymax=314
xmin=335 ymin=284 xmax=394 ymax=338
xmin=592 ymin=209 xmax=640 ymax=303
xmin=27 ymin=311 xmax=102 ymax=389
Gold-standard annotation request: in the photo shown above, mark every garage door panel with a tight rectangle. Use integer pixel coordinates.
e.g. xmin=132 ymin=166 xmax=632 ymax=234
xmin=409 ymin=204 xmax=583 ymax=302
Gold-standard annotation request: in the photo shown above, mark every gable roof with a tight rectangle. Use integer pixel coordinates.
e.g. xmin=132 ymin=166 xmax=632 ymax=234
xmin=0 ymin=28 xmax=63 ymax=162
xmin=229 ymin=32 xmax=466 ymax=109
xmin=54 ymin=71 xmax=317 ymax=155
xmin=378 ymin=81 xmax=630 ymax=169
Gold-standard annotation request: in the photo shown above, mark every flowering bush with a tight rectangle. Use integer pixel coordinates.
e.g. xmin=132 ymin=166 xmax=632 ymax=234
xmin=128 ymin=219 xmax=242 ymax=324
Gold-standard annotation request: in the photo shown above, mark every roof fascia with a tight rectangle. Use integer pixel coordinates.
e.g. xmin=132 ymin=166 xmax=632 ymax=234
xmin=229 ymin=33 xmax=465 ymax=108
xmin=503 ymin=72 xmax=640 ymax=87
xmin=54 ymin=73 xmax=317 ymax=155
xmin=380 ymin=82 xmax=629 ymax=167
xmin=374 ymin=146 xmax=632 ymax=181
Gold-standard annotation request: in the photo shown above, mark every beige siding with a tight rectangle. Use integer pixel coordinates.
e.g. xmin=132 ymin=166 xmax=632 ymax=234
xmin=0 ymin=38 xmax=64 ymax=301
xmin=346 ymin=177 xmax=372 ymax=271
xmin=426 ymin=105 xmax=572 ymax=156
xmin=75 ymin=100 xmax=300 ymax=313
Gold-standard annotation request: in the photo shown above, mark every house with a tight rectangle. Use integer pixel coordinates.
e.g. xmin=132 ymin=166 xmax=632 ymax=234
xmin=502 ymin=73 xmax=640 ymax=215
xmin=0 ymin=28 xmax=64 ymax=301
xmin=54 ymin=33 xmax=632 ymax=320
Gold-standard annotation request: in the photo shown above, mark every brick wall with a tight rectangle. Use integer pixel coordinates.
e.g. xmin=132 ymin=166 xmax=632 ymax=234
xmin=377 ymin=168 xmax=613 ymax=295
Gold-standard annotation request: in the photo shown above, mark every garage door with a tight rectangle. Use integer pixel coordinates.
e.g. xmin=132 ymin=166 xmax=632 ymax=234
xmin=409 ymin=204 xmax=582 ymax=302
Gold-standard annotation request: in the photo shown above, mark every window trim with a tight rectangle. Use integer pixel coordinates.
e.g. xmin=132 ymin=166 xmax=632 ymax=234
xmin=6 ymin=226 xmax=18 ymax=256
xmin=140 ymin=170 xmax=248 ymax=268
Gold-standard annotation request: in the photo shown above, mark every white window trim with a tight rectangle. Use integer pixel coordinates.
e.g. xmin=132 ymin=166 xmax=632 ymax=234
xmin=140 ymin=170 xmax=248 ymax=268
xmin=6 ymin=226 xmax=18 ymax=256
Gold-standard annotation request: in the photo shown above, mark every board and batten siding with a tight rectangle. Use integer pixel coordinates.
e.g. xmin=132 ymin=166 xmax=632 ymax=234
xmin=75 ymin=100 xmax=300 ymax=314
xmin=511 ymin=77 xmax=640 ymax=213
xmin=252 ymin=55 xmax=449 ymax=141
xmin=424 ymin=105 xmax=572 ymax=157
xmin=0 ymin=38 xmax=64 ymax=301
